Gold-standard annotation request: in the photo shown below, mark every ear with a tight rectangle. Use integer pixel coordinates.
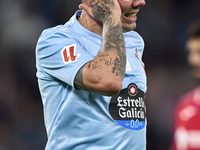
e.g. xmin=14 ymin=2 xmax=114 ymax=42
xmin=79 ymin=3 xmax=93 ymax=18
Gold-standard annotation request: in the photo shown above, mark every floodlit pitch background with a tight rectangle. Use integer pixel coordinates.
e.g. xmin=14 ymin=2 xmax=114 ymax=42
xmin=0 ymin=0 xmax=200 ymax=149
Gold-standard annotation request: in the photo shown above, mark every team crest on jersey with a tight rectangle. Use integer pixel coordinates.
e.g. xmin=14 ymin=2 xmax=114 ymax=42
xmin=109 ymin=83 xmax=146 ymax=130
xmin=61 ymin=44 xmax=80 ymax=64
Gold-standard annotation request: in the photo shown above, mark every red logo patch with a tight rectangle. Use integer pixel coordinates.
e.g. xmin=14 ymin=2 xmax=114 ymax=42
xmin=61 ymin=44 xmax=80 ymax=64
xmin=128 ymin=84 xmax=138 ymax=96
xmin=129 ymin=86 xmax=136 ymax=95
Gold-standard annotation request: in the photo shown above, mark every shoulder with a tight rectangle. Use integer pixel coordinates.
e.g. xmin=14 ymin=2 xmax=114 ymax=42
xmin=39 ymin=24 xmax=75 ymax=41
xmin=124 ymin=30 xmax=143 ymax=40
xmin=175 ymin=88 xmax=197 ymax=111
xmin=36 ymin=24 xmax=79 ymax=53
xmin=124 ymin=31 xmax=145 ymax=57
xmin=179 ymin=88 xmax=197 ymax=103
xmin=124 ymin=31 xmax=144 ymax=46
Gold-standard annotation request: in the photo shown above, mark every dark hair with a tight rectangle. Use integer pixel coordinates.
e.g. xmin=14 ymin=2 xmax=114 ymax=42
xmin=186 ymin=19 xmax=200 ymax=40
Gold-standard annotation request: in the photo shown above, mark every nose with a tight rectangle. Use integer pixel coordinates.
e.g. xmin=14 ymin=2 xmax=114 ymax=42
xmin=133 ymin=0 xmax=146 ymax=7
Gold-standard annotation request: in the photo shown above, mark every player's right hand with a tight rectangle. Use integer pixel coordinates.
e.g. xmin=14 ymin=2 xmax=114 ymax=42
xmin=79 ymin=0 xmax=121 ymax=24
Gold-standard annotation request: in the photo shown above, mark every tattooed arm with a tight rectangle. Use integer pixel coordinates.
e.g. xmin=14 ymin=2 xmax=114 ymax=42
xmin=75 ymin=0 xmax=126 ymax=96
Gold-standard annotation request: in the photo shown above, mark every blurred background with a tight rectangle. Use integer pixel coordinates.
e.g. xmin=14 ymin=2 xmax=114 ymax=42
xmin=0 ymin=0 xmax=200 ymax=149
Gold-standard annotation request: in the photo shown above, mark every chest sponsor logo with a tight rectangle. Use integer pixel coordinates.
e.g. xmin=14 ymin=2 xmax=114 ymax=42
xmin=109 ymin=83 xmax=146 ymax=130
xmin=61 ymin=44 xmax=80 ymax=64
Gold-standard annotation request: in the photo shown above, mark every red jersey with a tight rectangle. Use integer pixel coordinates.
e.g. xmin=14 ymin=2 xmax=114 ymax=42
xmin=171 ymin=86 xmax=200 ymax=150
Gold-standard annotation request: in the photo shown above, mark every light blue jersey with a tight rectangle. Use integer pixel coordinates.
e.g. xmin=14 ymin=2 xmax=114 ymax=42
xmin=36 ymin=10 xmax=147 ymax=150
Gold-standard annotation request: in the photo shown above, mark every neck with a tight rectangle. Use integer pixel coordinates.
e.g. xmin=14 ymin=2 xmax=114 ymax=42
xmin=78 ymin=10 xmax=103 ymax=36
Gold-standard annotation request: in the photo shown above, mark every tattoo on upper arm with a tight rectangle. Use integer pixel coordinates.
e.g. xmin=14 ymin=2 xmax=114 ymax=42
xmin=74 ymin=64 xmax=88 ymax=91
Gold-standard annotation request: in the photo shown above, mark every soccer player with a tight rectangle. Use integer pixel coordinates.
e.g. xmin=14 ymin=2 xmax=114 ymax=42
xmin=36 ymin=0 xmax=147 ymax=149
xmin=171 ymin=20 xmax=200 ymax=150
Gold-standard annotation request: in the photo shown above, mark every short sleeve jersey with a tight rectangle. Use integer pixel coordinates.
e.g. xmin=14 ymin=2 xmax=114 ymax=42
xmin=36 ymin=10 xmax=147 ymax=150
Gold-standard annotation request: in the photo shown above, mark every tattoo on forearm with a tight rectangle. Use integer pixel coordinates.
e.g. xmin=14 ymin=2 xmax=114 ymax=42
xmin=91 ymin=62 xmax=103 ymax=69
xmin=100 ymin=58 xmax=114 ymax=66
xmin=98 ymin=53 xmax=110 ymax=57
xmin=104 ymin=24 xmax=126 ymax=78
xmin=90 ymin=0 xmax=126 ymax=79
xmin=92 ymin=26 xmax=126 ymax=78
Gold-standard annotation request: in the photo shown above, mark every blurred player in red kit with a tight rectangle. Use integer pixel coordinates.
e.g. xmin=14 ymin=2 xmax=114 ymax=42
xmin=171 ymin=20 xmax=200 ymax=150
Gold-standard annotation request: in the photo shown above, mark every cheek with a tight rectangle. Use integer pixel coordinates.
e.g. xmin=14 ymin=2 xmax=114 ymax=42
xmin=117 ymin=0 xmax=131 ymax=11
xmin=189 ymin=52 xmax=200 ymax=66
xmin=118 ymin=0 xmax=132 ymax=1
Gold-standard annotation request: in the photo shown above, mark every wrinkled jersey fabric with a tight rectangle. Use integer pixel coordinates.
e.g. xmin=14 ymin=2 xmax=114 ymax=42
xmin=36 ymin=10 xmax=147 ymax=150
